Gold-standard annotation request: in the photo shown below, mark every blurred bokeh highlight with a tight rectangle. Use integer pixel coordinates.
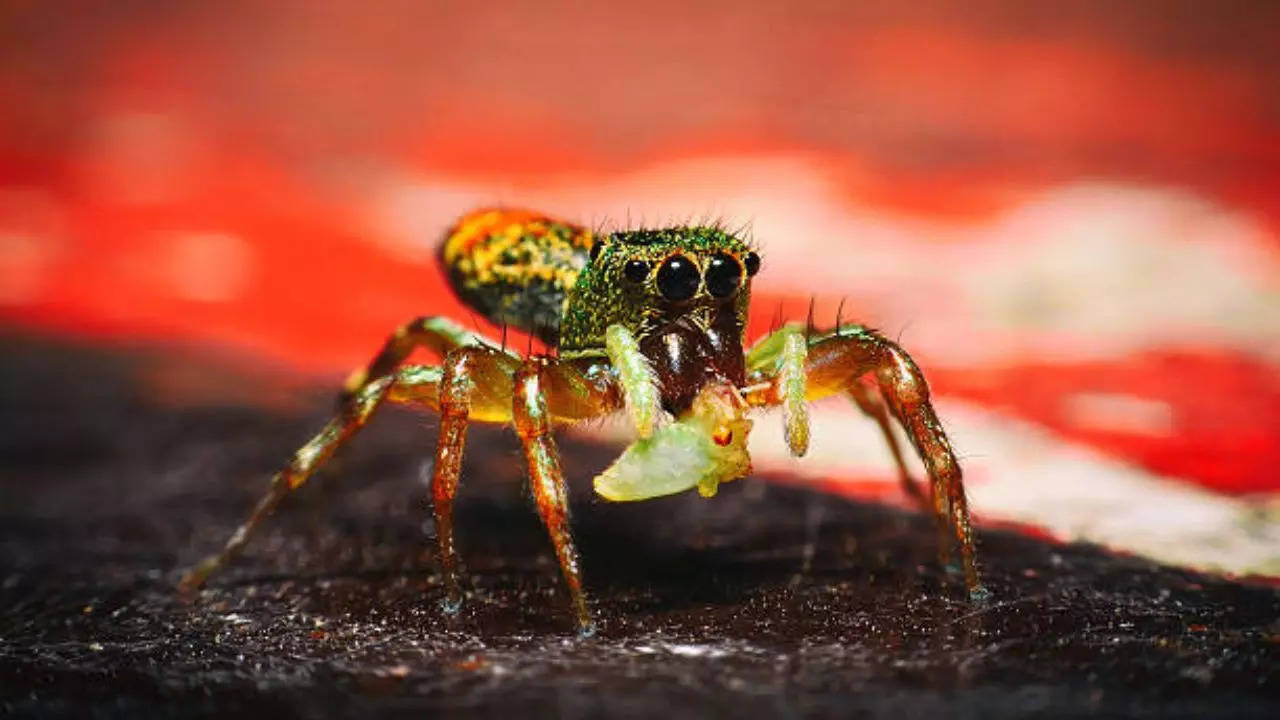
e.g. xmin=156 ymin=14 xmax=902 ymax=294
xmin=1 ymin=2 xmax=1277 ymax=573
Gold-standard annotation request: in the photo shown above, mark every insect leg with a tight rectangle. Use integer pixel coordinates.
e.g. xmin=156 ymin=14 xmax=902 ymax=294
xmin=178 ymin=375 xmax=394 ymax=591
xmin=513 ymin=361 xmax=593 ymax=633
xmin=847 ymin=380 xmax=929 ymax=509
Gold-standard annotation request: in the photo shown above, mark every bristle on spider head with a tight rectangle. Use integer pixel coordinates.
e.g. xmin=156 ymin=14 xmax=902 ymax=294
xmin=895 ymin=320 xmax=913 ymax=345
xmin=466 ymin=310 xmax=487 ymax=341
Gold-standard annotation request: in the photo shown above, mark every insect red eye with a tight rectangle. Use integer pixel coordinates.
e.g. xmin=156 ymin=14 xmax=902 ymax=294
xmin=704 ymin=253 xmax=742 ymax=298
xmin=656 ymin=254 xmax=699 ymax=301
xmin=743 ymin=251 xmax=761 ymax=277
xmin=623 ymin=259 xmax=650 ymax=283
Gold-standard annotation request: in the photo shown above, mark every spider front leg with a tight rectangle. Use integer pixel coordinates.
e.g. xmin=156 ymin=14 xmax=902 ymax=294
xmin=745 ymin=324 xmax=984 ymax=598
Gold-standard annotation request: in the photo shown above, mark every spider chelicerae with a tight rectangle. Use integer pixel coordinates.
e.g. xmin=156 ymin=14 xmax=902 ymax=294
xmin=180 ymin=208 xmax=983 ymax=633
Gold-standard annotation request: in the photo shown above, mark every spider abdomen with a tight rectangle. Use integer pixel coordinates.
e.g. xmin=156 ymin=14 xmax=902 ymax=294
xmin=439 ymin=209 xmax=593 ymax=345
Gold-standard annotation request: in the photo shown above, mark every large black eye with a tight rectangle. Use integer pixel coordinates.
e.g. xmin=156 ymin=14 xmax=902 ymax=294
xmin=589 ymin=237 xmax=604 ymax=263
xmin=704 ymin=253 xmax=742 ymax=298
xmin=743 ymin=251 xmax=761 ymax=276
xmin=656 ymin=254 xmax=700 ymax=301
xmin=623 ymin=259 xmax=650 ymax=283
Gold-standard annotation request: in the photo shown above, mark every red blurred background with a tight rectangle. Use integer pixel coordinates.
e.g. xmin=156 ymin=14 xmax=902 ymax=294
xmin=1 ymin=2 xmax=1276 ymax=572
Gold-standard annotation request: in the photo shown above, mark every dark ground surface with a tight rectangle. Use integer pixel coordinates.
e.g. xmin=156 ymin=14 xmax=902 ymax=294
xmin=0 ymin=334 xmax=1277 ymax=719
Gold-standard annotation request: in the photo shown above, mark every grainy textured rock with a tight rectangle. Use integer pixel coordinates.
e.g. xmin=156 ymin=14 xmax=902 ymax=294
xmin=1 ymin=335 xmax=1277 ymax=718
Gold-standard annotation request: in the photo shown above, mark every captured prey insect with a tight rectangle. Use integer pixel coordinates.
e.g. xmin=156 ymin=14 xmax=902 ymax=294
xmin=179 ymin=208 xmax=984 ymax=632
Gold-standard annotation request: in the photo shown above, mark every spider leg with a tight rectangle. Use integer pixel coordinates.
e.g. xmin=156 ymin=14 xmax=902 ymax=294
xmin=847 ymin=380 xmax=930 ymax=510
xmin=182 ymin=331 xmax=619 ymax=629
xmin=427 ymin=346 xmax=521 ymax=610
xmin=339 ymin=315 xmax=494 ymax=410
xmin=337 ymin=314 xmax=515 ymax=610
xmin=340 ymin=317 xmax=488 ymax=600
xmin=179 ymin=374 xmax=396 ymax=591
xmin=513 ymin=361 xmax=593 ymax=633
xmin=744 ymin=324 xmax=983 ymax=598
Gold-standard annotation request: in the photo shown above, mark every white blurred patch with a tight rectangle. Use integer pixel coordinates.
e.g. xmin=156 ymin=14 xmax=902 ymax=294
xmin=364 ymin=173 xmax=498 ymax=263
xmin=940 ymin=399 xmax=1280 ymax=577
xmin=165 ymin=231 xmax=255 ymax=302
xmin=1062 ymin=392 xmax=1175 ymax=437
xmin=963 ymin=184 xmax=1280 ymax=363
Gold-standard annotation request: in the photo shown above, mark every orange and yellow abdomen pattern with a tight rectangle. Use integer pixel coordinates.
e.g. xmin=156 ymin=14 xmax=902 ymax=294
xmin=439 ymin=209 xmax=593 ymax=345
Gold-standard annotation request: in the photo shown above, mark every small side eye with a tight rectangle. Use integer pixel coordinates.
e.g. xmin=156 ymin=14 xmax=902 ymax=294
xmin=589 ymin=238 xmax=604 ymax=263
xmin=623 ymin=259 xmax=650 ymax=283
xmin=744 ymin=251 xmax=761 ymax=277
xmin=656 ymin=254 xmax=700 ymax=301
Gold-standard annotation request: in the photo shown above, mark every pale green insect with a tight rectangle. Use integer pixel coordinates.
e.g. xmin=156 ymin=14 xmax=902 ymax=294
xmin=594 ymin=379 xmax=754 ymax=502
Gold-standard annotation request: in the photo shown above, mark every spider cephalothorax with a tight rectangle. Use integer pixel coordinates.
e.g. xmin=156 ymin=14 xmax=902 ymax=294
xmin=181 ymin=208 xmax=983 ymax=633
xmin=561 ymin=226 xmax=759 ymax=414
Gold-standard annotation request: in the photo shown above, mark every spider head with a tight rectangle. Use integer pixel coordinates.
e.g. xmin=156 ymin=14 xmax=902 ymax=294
xmin=561 ymin=225 xmax=760 ymax=413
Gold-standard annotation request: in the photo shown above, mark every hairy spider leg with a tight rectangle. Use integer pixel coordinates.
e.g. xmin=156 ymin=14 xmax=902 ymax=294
xmin=743 ymin=324 xmax=983 ymax=598
xmin=338 ymin=317 xmax=489 ymax=607
xmin=847 ymin=380 xmax=930 ymax=509
xmin=747 ymin=323 xmax=932 ymax=510
xmin=178 ymin=374 xmax=397 ymax=591
xmin=514 ymin=361 xmax=592 ymax=633
xmin=428 ymin=346 xmax=521 ymax=610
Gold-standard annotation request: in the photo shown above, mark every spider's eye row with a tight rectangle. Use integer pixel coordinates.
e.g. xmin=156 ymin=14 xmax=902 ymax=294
xmin=704 ymin=253 xmax=742 ymax=298
xmin=623 ymin=259 xmax=650 ymax=283
xmin=743 ymin=251 xmax=761 ymax=277
xmin=589 ymin=237 xmax=604 ymax=263
xmin=656 ymin=254 xmax=700 ymax=301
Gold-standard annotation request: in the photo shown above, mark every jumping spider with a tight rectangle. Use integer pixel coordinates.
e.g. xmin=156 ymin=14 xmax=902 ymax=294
xmin=180 ymin=208 xmax=983 ymax=632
